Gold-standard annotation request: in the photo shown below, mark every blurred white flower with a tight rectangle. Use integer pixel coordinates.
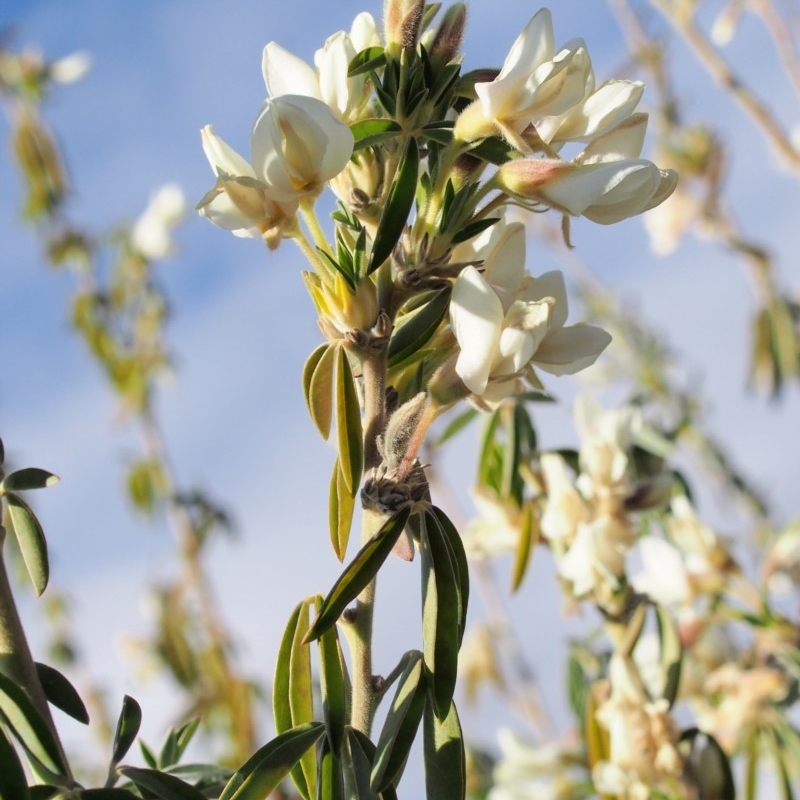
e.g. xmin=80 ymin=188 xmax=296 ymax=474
xmin=131 ymin=183 xmax=186 ymax=260
xmin=49 ymin=51 xmax=92 ymax=84
xmin=463 ymin=487 xmax=524 ymax=558
xmin=488 ymin=729 xmax=584 ymax=800
xmin=632 ymin=536 xmax=690 ymax=607
xmin=449 ymin=221 xmax=610 ymax=405
xmin=262 ymin=13 xmax=378 ymax=122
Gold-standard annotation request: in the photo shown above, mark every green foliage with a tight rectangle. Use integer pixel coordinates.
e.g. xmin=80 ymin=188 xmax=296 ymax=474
xmin=35 ymin=662 xmax=89 ymax=725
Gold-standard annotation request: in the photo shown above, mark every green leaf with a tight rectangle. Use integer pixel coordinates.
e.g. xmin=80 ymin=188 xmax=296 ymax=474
xmin=347 ymin=729 xmax=381 ymax=800
xmin=335 ymin=346 xmax=363 ymax=495
xmin=348 ymin=47 xmax=386 ymax=77
xmin=387 ymin=288 xmax=451 ymax=368
xmin=5 ymin=494 xmax=49 ymax=596
xmin=420 ymin=511 xmax=461 ymax=719
xmin=469 ymin=136 xmax=516 ymax=165
xmin=351 ymin=119 xmax=402 ymax=152
xmin=274 ymin=599 xmax=316 ymax=800
xmin=0 ymin=724 xmax=29 ymax=800
xmin=0 ymin=672 xmax=68 ymax=779
xmin=368 ymin=137 xmax=419 ymax=274
xmin=78 ymin=790 xmax=140 ymax=799
xmin=305 ymin=509 xmax=410 ymax=643
xmin=119 ymin=767 xmax=206 ymax=800
xmin=423 ymin=700 xmax=465 ymax=800
xmin=29 ymin=789 xmax=59 ymax=800
xmin=329 ymin=458 xmax=356 ymax=563
xmin=317 ymin=600 xmax=348 ymax=757
xmin=510 ymin=503 xmax=535 ymax=593
xmin=35 ymin=662 xmax=89 ymax=724
xmin=433 ymin=408 xmax=478 ymax=449
xmin=303 ymin=344 xmax=336 ymax=440
xmin=111 ymin=695 xmax=142 ymax=766
xmin=0 ymin=468 xmax=59 ymax=493
xmin=316 ymin=738 xmax=345 ymax=800
xmin=140 ymin=740 xmax=157 ymax=768
xmin=371 ymin=652 xmax=427 ymax=793
xmin=428 ymin=507 xmax=469 ymax=645
xmin=655 ymin=605 xmax=683 ymax=709
xmin=219 ymin=722 xmax=326 ymax=800
xmin=678 ymin=728 xmax=735 ymax=800
xmin=450 ymin=217 xmax=501 ymax=245
xmin=166 ymin=763 xmax=233 ymax=792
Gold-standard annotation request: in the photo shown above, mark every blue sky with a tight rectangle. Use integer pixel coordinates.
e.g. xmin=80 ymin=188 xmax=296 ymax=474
xmin=2 ymin=0 xmax=799 ymax=784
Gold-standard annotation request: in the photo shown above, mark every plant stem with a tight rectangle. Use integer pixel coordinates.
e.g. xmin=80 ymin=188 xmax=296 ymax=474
xmin=0 ymin=526 xmax=72 ymax=782
xmin=349 ymin=349 xmax=389 ymax=736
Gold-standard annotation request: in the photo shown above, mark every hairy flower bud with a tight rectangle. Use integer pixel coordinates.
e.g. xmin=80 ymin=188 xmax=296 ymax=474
xmin=384 ymin=0 xmax=425 ymax=56
xmin=429 ymin=3 xmax=467 ymax=64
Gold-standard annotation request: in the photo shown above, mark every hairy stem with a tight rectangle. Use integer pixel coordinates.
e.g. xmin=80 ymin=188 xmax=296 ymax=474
xmin=350 ymin=349 xmax=389 ymax=736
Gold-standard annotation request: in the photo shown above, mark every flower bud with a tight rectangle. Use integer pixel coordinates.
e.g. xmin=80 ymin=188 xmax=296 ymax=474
xmin=329 ymin=147 xmax=387 ymax=223
xmin=384 ymin=0 xmax=425 ymax=56
xmin=429 ymin=3 xmax=467 ymax=64
xmin=305 ymin=271 xmax=378 ymax=336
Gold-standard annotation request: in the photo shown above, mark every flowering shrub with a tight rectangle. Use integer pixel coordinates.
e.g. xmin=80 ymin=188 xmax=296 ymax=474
xmin=2 ymin=2 xmax=799 ymax=799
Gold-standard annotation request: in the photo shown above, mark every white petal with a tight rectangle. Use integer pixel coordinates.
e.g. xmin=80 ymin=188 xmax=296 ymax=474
xmin=481 ymin=222 xmax=526 ymax=308
xmin=633 ymin=536 xmax=690 ymax=605
xmin=262 ymin=42 xmax=321 ymax=100
xmin=577 ymin=113 xmax=649 ymax=164
xmin=201 ymin=125 xmax=255 ymax=179
xmin=518 ymin=270 xmax=569 ymax=331
xmin=451 ymin=266 xmax=504 ymax=394
xmin=198 ymin=190 xmax=259 ymax=236
xmin=581 ymin=163 xmax=662 ymax=224
xmin=534 ymin=324 xmax=611 ymax=375
xmin=475 ymin=8 xmax=554 ymax=120
xmin=349 ymin=11 xmax=380 ymax=51
xmin=315 ymin=32 xmax=356 ymax=118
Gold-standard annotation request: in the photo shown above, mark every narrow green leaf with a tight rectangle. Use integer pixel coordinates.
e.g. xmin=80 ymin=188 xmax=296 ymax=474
xmin=0 ymin=724 xmax=29 ymax=800
xmin=0 ymin=468 xmax=59 ymax=493
xmin=218 ymin=722 xmax=325 ymax=800
xmin=78 ymin=790 xmax=140 ymax=799
xmin=329 ymin=457 xmax=355 ymax=563
xmin=368 ymin=137 xmax=419 ymax=274
xmin=351 ymin=119 xmax=402 ymax=152
xmin=420 ymin=512 xmax=461 ymax=719
xmin=35 ymin=662 xmax=89 ymax=725
xmin=317 ymin=601 xmax=348 ymax=757
xmin=304 ymin=344 xmax=336 ymax=440
xmin=371 ymin=651 xmax=427 ymax=793
xmin=274 ymin=599 xmax=316 ymax=800
xmin=166 ymin=763 xmax=233 ymax=791
xmin=316 ymin=738 xmax=345 ymax=800
xmin=140 ymin=740 xmax=157 ymax=768
xmin=423 ymin=700 xmax=465 ymax=800
xmin=0 ymin=672 xmax=68 ymax=778
xmin=347 ymin=728 xmax=381 ymax=800
xmin=119 ymin=767 xmax=206 ymax=800
xmin=429 ymin=507 xmax=469 ymax=645
xmin=450 ymin=217 xmax=501 ymax=245
xmin=510 ymin=503 xmax=535 ymax=593
xmin=348 ymin=47 xmax=386 ymax=77
xmin=469 ymin=136 xmax=516 ymax=165
xmin=335 ymin=346 xmax=363 ymax=495
xmin=111 ymin=695 xmax=142 ymax=766
xmin=655 ymin=605 xmax=683 ymax=709
xmin=29 ymin=789 xmax=59 ymax=800
xmin=678 ymin=728 xmax=735 ymax=800
xmin=306 ymin=509 xmax=410 ymax=642
xmin=433 ymin=408 xmax=478 ymax=448
xmin=5 ymin=494 xmax=49 ymax=596
xmin=173 ymin=717 xmax=201 ymax=764
xmin=387 ymin=288 xmax=451 ymax=368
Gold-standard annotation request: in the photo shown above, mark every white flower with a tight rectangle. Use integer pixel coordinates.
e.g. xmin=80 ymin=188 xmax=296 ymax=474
xmin=197 ymin=125 xmax=299 ymax=247
xmin=535 ymin=79 xmax=644 ymax=146
xmin=632 ymin=536 xmax=691 ymax=607
xmin=262 ymin=13 xmax=378 ymax=121
xmin=473 ymin=10 xmax=592 ymax=138
xmin=49 ymin=51 xmax=92 ymax=84
xmin=131 ymin=183 xmax=186 ymax=260
xmin=449 ymin=221 xmax=610 ymax=403
xmin=463 ymin=487 xmax=524 ymax=558
xmin=557 ymin=515 xmax=633 ymax=597
xmin=498 ymin=114 xmax=678 ymax=224
xmin=251 ymin=94 xmax=354 ymax=201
